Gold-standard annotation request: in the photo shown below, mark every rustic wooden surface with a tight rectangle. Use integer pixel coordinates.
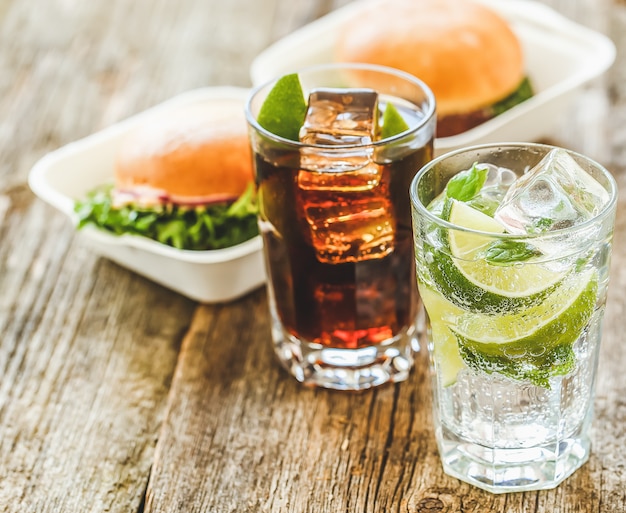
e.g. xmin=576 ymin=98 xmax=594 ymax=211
xmin=0 ymin=0 xmax=625 ymax=512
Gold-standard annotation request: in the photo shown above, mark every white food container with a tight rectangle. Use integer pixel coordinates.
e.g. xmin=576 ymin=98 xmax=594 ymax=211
xmin=28 ymin=87 xmax=266 ymax=304
xmin=249 ymin=0 xmax=616 ymax=155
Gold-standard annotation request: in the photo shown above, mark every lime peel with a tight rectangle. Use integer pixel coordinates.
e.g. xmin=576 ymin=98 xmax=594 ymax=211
xmin=419 ymin=282 xmax=465 ymax=387
xmin=426 ymin=200 xmax=566 ymax=314
xmin=452 ymin=269 xmax=598 ymax=388
xmin=380 ymin=101 xmax=409 ymax=139
xmin=257 ymin=73 xmax=307 ymax=141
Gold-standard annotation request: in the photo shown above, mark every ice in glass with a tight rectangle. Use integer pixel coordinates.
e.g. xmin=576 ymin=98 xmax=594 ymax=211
xmin=246 ymin=64 xmax=436 ymax=390
xmin=410 ymin=143 xmax=617 ymax=493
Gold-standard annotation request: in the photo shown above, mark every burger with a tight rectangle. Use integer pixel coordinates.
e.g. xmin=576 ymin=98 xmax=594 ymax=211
xmin=334 ymin=0 xmax=533 ymax=137
xmin=75 ymin=101 xmax=259 ymax=250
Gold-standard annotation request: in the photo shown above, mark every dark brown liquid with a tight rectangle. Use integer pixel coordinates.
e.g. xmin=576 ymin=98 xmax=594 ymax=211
xmin=256 ymin=142 xmax=433 ymax=349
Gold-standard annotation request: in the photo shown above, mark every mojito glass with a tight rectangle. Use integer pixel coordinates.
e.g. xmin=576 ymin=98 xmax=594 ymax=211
xmin=410 ymin=143 xmax=617 ymax=493
xmin=246 ymin=64 xmax=436 ymax=390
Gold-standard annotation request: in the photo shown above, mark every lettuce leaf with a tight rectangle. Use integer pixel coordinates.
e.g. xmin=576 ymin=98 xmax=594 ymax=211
xmin=74 ymin=183 xmax=259 ymax=251
xmin=490 ymin=77 xmax=534 ymax=117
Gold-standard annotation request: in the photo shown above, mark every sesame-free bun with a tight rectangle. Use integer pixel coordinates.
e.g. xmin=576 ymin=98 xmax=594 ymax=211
xmin=115 ymin=100 xmax=254 ymax=203
xmin=335 ymin=0 xmax=525 ymax=134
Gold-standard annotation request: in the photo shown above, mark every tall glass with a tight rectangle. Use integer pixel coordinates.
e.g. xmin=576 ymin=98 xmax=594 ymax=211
xmin=246 ymin=64 xmax=436 ymax=390
xmin=410 ymin=143 xmax=617 ymax=493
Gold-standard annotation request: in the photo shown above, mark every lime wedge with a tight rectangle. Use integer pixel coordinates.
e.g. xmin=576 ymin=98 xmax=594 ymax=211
xmin=425 ymin=199 xmax=565 ymax=314
xmin=380 ymin=101 xmax=409 ymax=139
xmin=419 ymin=282 xmax=465 ymax=387
xmin=452 ymin=269 xmax=597 ymax=387
xmin=257 ymin=73 xmax=307 ymax=141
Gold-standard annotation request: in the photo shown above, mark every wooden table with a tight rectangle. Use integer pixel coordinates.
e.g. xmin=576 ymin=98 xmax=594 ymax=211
xmin=1 ymin=0 xmax=625 ymax=511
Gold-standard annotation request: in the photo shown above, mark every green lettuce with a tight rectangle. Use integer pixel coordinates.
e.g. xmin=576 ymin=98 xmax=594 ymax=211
xmin=74 ymin=183 xmax=259 ymax=251
xmin=490 ymin=77 xmax=534 ymax=117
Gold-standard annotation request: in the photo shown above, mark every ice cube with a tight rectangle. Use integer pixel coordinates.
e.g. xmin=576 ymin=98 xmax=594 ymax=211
xmin=299 ymin=88 xmax=379 ymax=175
xmin=482 ymin=164 xmax=517 ymax=189
xmin=494 ymin=149 xmax=610 ymax=235
xmin=296 ymin=88 xmax=395 ymax=264
xmin=300 ymin=88 xmax=378 ymax=146
xmin=467 ymin=164 xmax=518 ymax=215
xmin=303 ymin=192 xmax=394 ymax=263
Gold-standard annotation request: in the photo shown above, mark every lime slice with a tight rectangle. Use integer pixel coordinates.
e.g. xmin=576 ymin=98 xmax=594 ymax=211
xmin=419 ymin=282 xmax=465 ymax=387
xmin=257 ymin=73 xmax=307 ymax=141
xmin=425 ymin=199 xmax=565 ymax=314
xmin=452 ymin=269 xmax=597 ymax=387
xmin=380 ymin=101 xmax=409 ymax=139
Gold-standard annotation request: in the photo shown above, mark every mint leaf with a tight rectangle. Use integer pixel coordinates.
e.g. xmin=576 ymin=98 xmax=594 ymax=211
xmin=446 ymin=163 xmax=488 ymax=202
xmin=528 ymin=217 xmax=554 ymax=234
xmin=482 ymin=239 xmax=540 ymax=265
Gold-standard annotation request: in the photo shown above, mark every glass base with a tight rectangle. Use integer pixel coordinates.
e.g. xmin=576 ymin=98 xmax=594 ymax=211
xmin=437 ymin=425 xmax=590 ymax=493
xmin=271 ymin=321 xmax=419 ymax=391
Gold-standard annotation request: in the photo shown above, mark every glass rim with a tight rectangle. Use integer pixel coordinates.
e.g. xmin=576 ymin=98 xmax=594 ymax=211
xmin=409 ymin=142 xmax=618 ymax=240
xmin=244 ymin=62 xmax=436 ymax=150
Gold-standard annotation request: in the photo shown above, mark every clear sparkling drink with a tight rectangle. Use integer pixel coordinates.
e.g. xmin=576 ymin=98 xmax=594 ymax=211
xmin=410 ymin=144 xmax=617 ymax=493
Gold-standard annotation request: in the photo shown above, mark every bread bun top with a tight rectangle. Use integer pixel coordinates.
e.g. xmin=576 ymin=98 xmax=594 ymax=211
xmin=115 ymin=100 xmax=254 ymax=204
xmin=334 ymin=0 xmax=525 ymax=117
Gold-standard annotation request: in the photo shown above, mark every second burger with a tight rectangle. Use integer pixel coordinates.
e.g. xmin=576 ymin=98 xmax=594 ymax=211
xmin=75 ymin=99 xmax=259 ymax=251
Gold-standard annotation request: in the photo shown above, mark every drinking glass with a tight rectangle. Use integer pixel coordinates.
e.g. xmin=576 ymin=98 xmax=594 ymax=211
xmin=410 ymin=143 xmax=617 ymax=492
xmin=246 ymin=63 xmax=436 ymax=390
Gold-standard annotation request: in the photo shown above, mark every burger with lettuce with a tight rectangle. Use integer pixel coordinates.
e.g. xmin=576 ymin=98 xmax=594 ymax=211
xmin=74 ymin=102 xmax=258 ymax=250
xmin=334 ymin=0 xmax=534 ymax=137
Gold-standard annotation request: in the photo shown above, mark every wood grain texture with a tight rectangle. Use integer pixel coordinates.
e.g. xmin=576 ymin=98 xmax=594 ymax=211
xmin=144 ymin=1 xmax=626 ymax=512
xmin=0 ymin=0 xmax=203 ymax=511
xmin=0 ymin=0 xmax=625 ymax=512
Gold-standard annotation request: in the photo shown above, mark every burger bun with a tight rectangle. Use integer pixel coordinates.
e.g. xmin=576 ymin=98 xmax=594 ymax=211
xmin=115 ymin=100 xmax=254 ymax=203
xmin=334 ymin=0 xmax=525 ymax=120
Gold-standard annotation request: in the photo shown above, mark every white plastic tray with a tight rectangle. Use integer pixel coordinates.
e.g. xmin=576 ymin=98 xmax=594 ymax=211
xmin=28 ymin=87 xmax=266 ymax=304
xmin=250 ymin=0 xmax=616 ymax=155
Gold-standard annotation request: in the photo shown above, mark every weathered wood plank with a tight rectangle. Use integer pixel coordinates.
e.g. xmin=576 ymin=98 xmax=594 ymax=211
xmin=0 ymin=0 xmax=335 ymax=509
xmin=1 ymin=0 xmax=625 ymax=511
xmin=142 ymin=1 xmax=626 ymax=512
xmin=0 ymin=0 xmax=209 ymax=510
xmin=0 ymin=197 xmax=196 ymax=511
